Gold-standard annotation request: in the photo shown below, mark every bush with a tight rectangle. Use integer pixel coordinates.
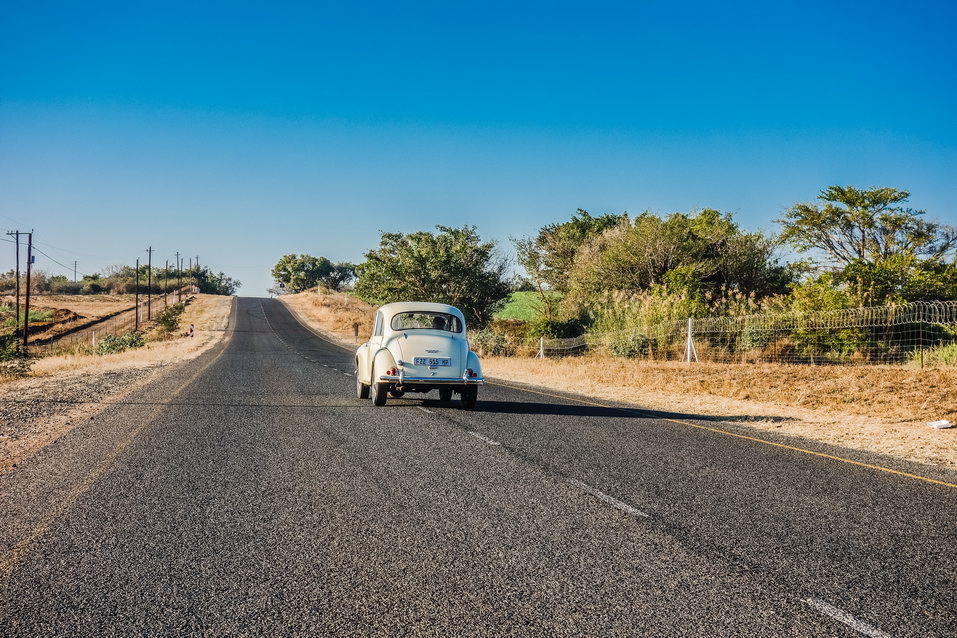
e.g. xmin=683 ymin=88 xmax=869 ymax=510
xmin=154 ymin=303 xmax=185 ymax=333
xmin=49 ymin=279 xmax=84 ymax=294
xmin=0 ymin=334 xmax=31 ymax=377
xmin=911 ymin=342 xmax=957 ymax=366
xmin=606 ymin=331 xmax=652 ymax=358
xmin=97 ymin=331 xmax=145 ymax=355
xmin=527 ymin=316 xmax=586 ymax=339
xmin=469 ymin=329 xmax=514 ymax=357
xmin=82 ymin=281 xmax=104 ymax=294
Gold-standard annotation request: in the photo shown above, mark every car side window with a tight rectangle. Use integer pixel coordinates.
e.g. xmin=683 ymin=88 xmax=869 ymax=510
xmin=373 ymin=312 xmax=383 ymax=337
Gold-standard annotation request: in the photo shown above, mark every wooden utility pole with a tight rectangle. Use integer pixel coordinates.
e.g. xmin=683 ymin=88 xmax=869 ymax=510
xmin=74 ymin=260 xmax=77 ymax=282
xmin=164 ymin=260 xmax=169 ymax=307
xmin=23 ymin=232 xmax=33 ymax=352
xmin=146 ymin=246 xmax=153 ymax=320
xmin=175 ymin=252 xmax=181 ymax=302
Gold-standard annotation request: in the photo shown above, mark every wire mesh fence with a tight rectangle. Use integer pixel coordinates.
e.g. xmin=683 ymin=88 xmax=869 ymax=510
xmin=472 ymin=301 xmax=957 ymax=366
xmin=25 ymin=287 xmax=197 ymax=357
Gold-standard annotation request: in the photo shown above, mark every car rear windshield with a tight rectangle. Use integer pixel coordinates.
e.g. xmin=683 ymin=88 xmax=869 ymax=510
xmin=390 ymin=312 xmax=462 ymax=333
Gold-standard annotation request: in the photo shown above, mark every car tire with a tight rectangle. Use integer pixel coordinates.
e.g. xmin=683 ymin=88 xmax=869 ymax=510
xmin=389 ymin=389 xmax=404 ymax=398
xmin=439 ymin=387 xmax=453 ymax=403
xmin=356 ymin=369 xmax=370 ymax=399
xmin=460 ymin=385 xmax=478 ymax=410
xmin=372 ymin=373 xmax=389 ymax=406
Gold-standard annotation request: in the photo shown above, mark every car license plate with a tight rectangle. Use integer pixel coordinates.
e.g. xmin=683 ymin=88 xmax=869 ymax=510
xmin=414 ymin=357 xmax=450 ymax=366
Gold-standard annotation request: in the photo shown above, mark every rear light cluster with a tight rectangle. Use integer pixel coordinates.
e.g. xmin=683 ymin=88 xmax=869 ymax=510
xmin=465 ymin=368 xmax=478 ymax=378
xmin=386 ymin=367 xmax=398 ymax=376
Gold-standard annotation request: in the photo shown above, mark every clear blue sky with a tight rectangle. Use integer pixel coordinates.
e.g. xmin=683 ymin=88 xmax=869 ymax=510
xmin=2 ymin=0 xmax=955 ymax=294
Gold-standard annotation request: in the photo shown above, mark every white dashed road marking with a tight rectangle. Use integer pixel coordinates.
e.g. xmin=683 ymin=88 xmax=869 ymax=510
xmin=567 ymin=478 xmax=650 ymax=518
xmin=804 ymin=599 xmax=893 ymax=637
xmin=467 ymin=431 xmax=500 ymax=446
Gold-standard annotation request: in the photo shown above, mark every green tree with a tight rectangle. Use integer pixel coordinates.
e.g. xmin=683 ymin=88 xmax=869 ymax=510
xmin=271 ymin=254 xmax=333 ymax=292
xmin=354 ymin=226 xmax=510 ymax=328
xmin=566 ymin=209 xmax=791 ymax=304
xmin=780 ymin=186 xmax=957 ymax=304
xmin=780 ymin=186 xmax=957 ymax=267
xmin=196 ymin=267 xmax=241 ymax=295
xmin=515 ymin=209 xmax=626 ymax=293
xmin=318 ymin=262 xmax=356 ymax=292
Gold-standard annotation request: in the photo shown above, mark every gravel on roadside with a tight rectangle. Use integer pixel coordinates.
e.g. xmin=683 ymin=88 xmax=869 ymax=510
xmin=0 ymin=366 xmax=159 ymax=471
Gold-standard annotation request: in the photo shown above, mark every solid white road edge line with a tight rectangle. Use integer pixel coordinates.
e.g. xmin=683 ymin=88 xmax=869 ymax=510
xmin=467 ymin=431 xmax=500 ymax=446
xmin=804 ymin=599 xmax=893 ymax=638
xmin=567 ymin=478 xmax=650 ymax=518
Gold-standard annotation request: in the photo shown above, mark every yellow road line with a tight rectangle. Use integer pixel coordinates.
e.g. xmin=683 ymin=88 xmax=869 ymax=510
xmin=488 ymin=380 xmax=957 ymax=490
xmin=0 ymin=327 xmax=233 ymax=579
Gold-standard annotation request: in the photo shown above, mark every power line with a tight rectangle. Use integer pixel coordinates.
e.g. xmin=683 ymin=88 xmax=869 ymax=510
xmin=30 ymin=246 xmax=94 ymax=278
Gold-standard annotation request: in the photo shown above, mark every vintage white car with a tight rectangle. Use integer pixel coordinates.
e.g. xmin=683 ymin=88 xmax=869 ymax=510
xmin=355 ymin=302 xmax=484 ymax=408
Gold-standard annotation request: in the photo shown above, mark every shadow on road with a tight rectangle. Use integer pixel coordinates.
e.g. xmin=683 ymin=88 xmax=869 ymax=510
xmin=464 ymin=399 xmax=797 ymax=424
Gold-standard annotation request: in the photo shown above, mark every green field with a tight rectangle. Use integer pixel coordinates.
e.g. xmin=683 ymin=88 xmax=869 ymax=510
xmin=494 ymin=291 xmax=562 ymax=321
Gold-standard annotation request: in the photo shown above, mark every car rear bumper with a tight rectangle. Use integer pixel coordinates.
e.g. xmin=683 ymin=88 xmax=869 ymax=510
xmin=378 ymin=374 xmax=484 ymax=385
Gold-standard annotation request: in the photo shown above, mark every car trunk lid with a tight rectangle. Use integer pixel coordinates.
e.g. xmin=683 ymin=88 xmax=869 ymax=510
xmin=395 ymin=332 xmax=465 ymax=379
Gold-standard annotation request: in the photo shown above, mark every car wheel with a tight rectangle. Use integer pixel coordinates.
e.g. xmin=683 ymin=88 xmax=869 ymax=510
xmin=356 ymin=370 xmax=370 ymax=399
xmin=372 ymin=373 xmax=389 ymax=406
xmin=389 ymin=389 xmax=405 ymax=398
xmin=438 ymin=387 xmax=453 ymax=403
xmin=460 ymin=386 xmax=478 ymax=410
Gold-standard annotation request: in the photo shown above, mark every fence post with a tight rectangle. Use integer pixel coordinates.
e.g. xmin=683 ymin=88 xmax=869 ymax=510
xmin=92 ymin=331 xmax=96 ymax=348
xmin=685 ymin=318 xmax=699 ymax=363
xmin=919 ymin=322 xmax=924 ymax=369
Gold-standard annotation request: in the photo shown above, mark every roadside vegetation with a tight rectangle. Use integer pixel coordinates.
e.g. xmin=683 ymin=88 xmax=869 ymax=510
xmin=96 ymin=332 xmax=146 ymax=355
xmin=279 ymin=291 xmax=376 ymax=343
xmin=0 ymin=264 xmax=240 ymax=297
xmin=153 ymin=302 xmax=186 ymax=335
xmin=273 ymin=183 xmax=956 ymax=365
xmin=11 ymin=294 xmax=232 ymax=380
xmin=0 ymin=260 xmax=239 ymax=371
xmin=271 ymin=255 xmax=355 ymax=294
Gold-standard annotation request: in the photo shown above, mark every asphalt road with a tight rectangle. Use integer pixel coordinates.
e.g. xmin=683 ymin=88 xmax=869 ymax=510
xmin=1 ymin=297 xmax=955 ymax=637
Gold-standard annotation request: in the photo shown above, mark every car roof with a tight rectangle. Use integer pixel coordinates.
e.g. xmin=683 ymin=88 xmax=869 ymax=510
xmin=378 ymin=301 xmax=465 ymax=319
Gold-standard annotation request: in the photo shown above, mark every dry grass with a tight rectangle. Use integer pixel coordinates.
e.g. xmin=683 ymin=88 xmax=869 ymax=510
xmin=24 ymin=294 xmax=136 ymax=317
xmin=21 ymin=294 xmax=233 ymax=379
xmin=484 ymin=356 xmax=957 ymax=468
xmin=279 ymin=291 xmax=376 ymax=344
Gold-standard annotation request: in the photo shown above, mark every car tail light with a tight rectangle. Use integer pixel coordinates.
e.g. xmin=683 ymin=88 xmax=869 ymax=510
xmin=466 ymin=368 xmax=478 ymax=378
xmin=386 ymin=367 xmax=397 ymax=376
